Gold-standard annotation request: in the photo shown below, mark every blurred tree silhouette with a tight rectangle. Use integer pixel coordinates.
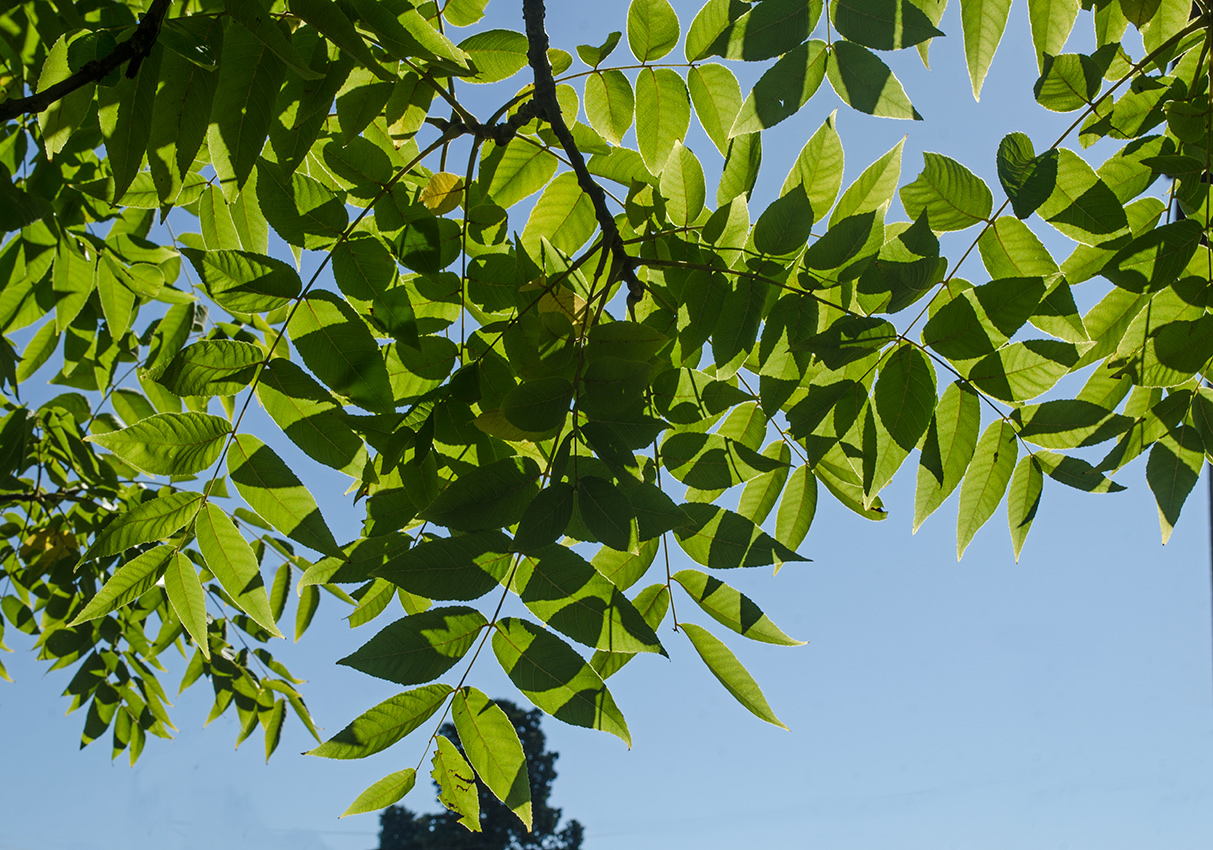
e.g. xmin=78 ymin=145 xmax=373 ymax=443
xmin=377 ymin=700 xmax=583 ymax=850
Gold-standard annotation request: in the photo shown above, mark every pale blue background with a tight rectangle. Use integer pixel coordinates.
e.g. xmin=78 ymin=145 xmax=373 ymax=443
xmin=3 ymin=1 xmax=1213 ymax=848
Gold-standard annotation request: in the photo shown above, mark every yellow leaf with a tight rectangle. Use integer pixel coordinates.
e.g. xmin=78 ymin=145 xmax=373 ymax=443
xmin=420 ymin=172 xmax=465 ymax=214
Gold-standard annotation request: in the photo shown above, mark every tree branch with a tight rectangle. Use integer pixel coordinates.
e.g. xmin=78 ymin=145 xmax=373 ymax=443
xmin=521 ymin=0 xmax=644 ymax=313
xmin=0 ymin=0 xmax=173 ymax=123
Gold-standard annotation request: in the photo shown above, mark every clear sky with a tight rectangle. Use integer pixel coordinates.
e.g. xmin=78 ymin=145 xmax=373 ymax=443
xmin=4 ymin=1 xmax=1213 ymax=849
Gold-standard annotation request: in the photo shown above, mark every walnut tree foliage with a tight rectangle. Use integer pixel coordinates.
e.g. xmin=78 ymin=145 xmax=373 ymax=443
xmin=0 ymin=0 xmax=1210 ymax=828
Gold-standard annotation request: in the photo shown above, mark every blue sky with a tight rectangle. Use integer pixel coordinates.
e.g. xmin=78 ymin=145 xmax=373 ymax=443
xmin=3 ymin=1 xmax=1213 ymax=848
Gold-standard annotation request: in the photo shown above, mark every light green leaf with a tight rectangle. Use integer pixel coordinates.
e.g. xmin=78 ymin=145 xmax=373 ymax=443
xmin=228 ymin=433 xmax=342 ymax=557
xmin=577 ymin=31 xmax=622 ymax=67
xmin=492 ymin=617 xmax=631 ymax=746
xmin=295 ymin=584 xmax=320 ymax=641
xmin=180 ymin=248 xmax=301 ymax=314
xmin=782 ymin=111 xmax=844 ymax=218
xmin=826 ymin=41 xmax=922 ymax=120
xmin=915 ymin=381 xmax=980 ymax=532
xmin=590 ymin=583 xmax=670 ymax=679
xmin=628 ymin=0 xmax=681 ymax=61
xmin=1027 ymin=0 xmax=1079 ymax=72
xmin=97 ymin=41 xmax=160 ymax=202
xmin=688 ymin=63 xmax=742 ymax=155
xmin=922 ymin=276 xmax=1046 ymax=361
xmin=682 ymin=623 xmax=786 ymax=728
xmin=291 ymin=0 xmax=390 ymax=78
xmin=432 ymin=735 xmax=480 ymax=830
xmin=738 ymin=441 xmax=791 ymax=526
xmin=310 ymin=684 xmax=452 ymax=759
xmin=591 ymin=537 xmax=659 ymax=590
xmin=956 ymin=419 xmax=1017 ymax=559
xmin=686 ymin=0 xmax=745 ymax=61
xmin=1006 ymin=455 xmax=1043 ymax=561
xmin=585 ymin=69 xmax=635 ymax=146
xmin=635 ymin=68 xmax=691 ymax=173
xmin=86 ymin=412 xmax=230 ymax=476
xmin=730 ymin=40 xmax=828 ymax=136
xmin=70 ymin=545 xmax=174 ymax=625
xmin=1011 ymin=399 xmax=1131 ymax=449
xmin=776 ymin=465 xmax=818 ymax=550
xmin=674 ymin=503 xmax=807 ymax=568
xmin=1033 ymin=448 xmax=1126 ymax=493
xmin=83 ymin=492 xmax=204 ymax=562
xmin=959 ymin=0 xmax=1011 ymax=99
xmin=147 ymin=32 xmax=219 ymax=203
xmin=373 ymin=530 xmax=513 ymax=601
xmin=339 ymin=606 xmax=488 ymax=685
xmin=196 ymin=503 xmax=282 ymax=637
xmin=460 ymin=29 xmax=529 ymax=82
xmin=482 ymin=139 xmax=559 ymax=209
xmin=521 ymin=173 xmax=596 ymax=256
xmin=661 ymin=431 xmax=787 ymax=490
xmin=340 ymin=769 xmax=416 ymax=818
xmin=967 ymin=339 xmax=1081 ymax=403
xmin=164 ymin=551 xmax=210 ymax=659
xmin=674 ymin=570 xmax=803 ymax=645
xmin=870 ymin=344 xmax=937 ymax=497
xmin=1037 ymin=149 xmax=1128 ymax=245
xmin=452 ymin=687 xmax=532 ymax=830
xmin=831 ymin=138 xmax=904 ymax=225
xmin=753 ymin=184 xmax=813 ymax=255
xmin=718 ymin=132 xmax=762 ymax=206
xmin=900 ymin=152 xmax=993 ymax=231
xmin=833 ymin=0 xmax=945 ymax=50
xmin=977 ymin=217 xmax=1058 ymax=279
xmin=716 ymin=0 xmax=817 ymax=61
xmin=660 ymin=141 xmax=707 ymax=227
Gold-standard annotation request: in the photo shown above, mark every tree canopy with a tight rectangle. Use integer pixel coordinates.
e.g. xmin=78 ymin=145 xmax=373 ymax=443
xmin=0 ymin=0 xmax=1209 ymax=829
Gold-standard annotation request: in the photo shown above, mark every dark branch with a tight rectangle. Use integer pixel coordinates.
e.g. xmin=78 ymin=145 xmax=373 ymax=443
xmin=0 ymin=0 xmax=172 ymax=123
xmin=521 ymin=0 xmax=644 ymax=313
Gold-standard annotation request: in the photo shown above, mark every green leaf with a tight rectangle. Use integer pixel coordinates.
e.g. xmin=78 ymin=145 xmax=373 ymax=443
xmin=738 ymin=441 xmax=791 ymax=525
xmin=635 ymin=68 xmax=691 ymax=173
xmin=287 ymin=291 xmax=395 ymax=413
xmin=1011 ymin=399 xmax=1131 ymax=448
xmin=977 ymin=217 xmax=1058 ymax=279
xmin=782 ymin=111 xmax=844 ymax=218
xmin=255 ymin=358 xmax=369 ymax=478
xmin=459 ymin=29 xmax=529 ymax=83
xmin=661 ymin=432 xmax=787 ymax=490
xmin=833 ymin=0 xmax=945 ymax=50
xmin=86 ymin=412 xmax=230 ymax=476
xmin=341 ymin=769 xmax=417 ymax=818
xmin=70 ymin=545 xmax=174 ymax=625
xmin=180 ymin=248 xmax=301 ymax=314
xmin=967 ymin=339 xmax=1080 ymax=403
xmin=207 ymin=23 xmax=285 ymax=198
xmin=674 ymin=503 xmax=807 ymax=568
xmin=592 ymin=538 xmax=659 ymax=590
xmin=256 ymin=159 xmax=349 ymax=249
xmin=900 ymin=153 xmax=993 ymax=231
xmin=577 ymin=31 xmax=622 ymax=66
xmin=83 ymin=492 xmax=204 ymax=562
xmin=688 ymin=63 xmax=743 ymax=155
xmin=730 ymin=40 xmax=828 ymax=136
xmin=291 ymin=0 xmax=390 ymax=78
xmin=1027 ymin=0 xmax=1079 ymax=72
xmin=1033 ymin=449 xmax=1126 ymax=493
xmin=492 ymin=617 xmax=631 ymax=746
xmin=682 ymin=623 xmax=786 ymax=728
xmin=1037 ymin=149 xmax=1129 ymax=245
xmin=1102 ymin=219 xmax=1203 ymax=294
xmin=195 ymin=503 xmax=282 ymax=637
xmin=373 ymin=531 xmax=513 ymax=600
xmin=420 ymin=456 xmax=542 ymax=532
xmin=339 ymin=606 xmax=488 ymax=685
xmin=432 ymin=735 xmax=480 ymax=830
xmin=776 ymin=464 xmax=818 ymax=549
xmin=501 ymin=377 xmax=573 ymax=433
xmin=996 ymin=133 xmax=1059 ymax=221
xmin=1147 ymin=425 xmax=1204 ymax=543
xmin=585 ymin=69 xmax=635 ymax=146
xmin=1034 ymin=53 xmax=1102 ymax=112
xmin=452 ymin=687 xmax=532 ymax=830
xmin=514 ymin=545 xmax=664 ymax=654
xmin=157 ymin=340 xmax=264 ymax=398
xmin=716 ymin=0 xmax=817 ymax=61
xmin=513 ymin=484 xmax=575 ymax=553
xmin=959 ymin=0 xmax=1011 ymax=99
xmin=628 ymin=0 xmax=681 ymax=61
xmin=590 ymin=583 xmax=671 ymax=679
xmin=673 ymin=570 xmax=803 ymax=645
xmin=753 ymin=184 xmax=813 ymax=255
xmin=922 ymin=276 xmax=1046 ymax=361
xmin=871 ymin=345 xmax=937 ymax=496
xmin=521 ymin=173 xmax=596 ymax=256
xmin=831 ymin=138 xmax=904 ymax=225
xmin=1006 ymin=455 xmax=1043 ymax=561
xmin=658 ymin=140 xmax=707 ymax=228
xmin=228 ymin=433 xmax=342 ymax=557
xmin=915 ymin=381 xmax=980 ymax=532
xmin=227 ymin=0 xmax=322 ymax=81
xmin=310 ymin=684 xmax=453 ymax=759
xmin=575 ymin=476 xmax=638 ymax=553
xmin=295 ymin=584 xmax=320 ymax=641
xmin=148 ymin=33 xmax=219 ymax=203
xmin=956 ymin=419 xmax=1017 ymax=559
xmin=826 ymin=41 xmax=921 ymax=120
xmin=164 ymin=551 xmax=210 ymax=660
xmin=482 ymin=139 xmax=558 ymax=209
xmin=718 ymin=132 xmax=762 ymax=205
xmin=97 ymin=42 xmax=160 ymax=202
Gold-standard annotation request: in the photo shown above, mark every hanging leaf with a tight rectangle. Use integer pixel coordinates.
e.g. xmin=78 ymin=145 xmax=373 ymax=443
xmin=674 ymin=504 xmax=807 ymax=569
xmin=70 ymin=545 xmax=174 ymax=625
xmin=959 ymin=0 xmax=1012 ymax=99
xmin=956 ymin=419 xmax=1018 ymax=559
xmin=341 ymin=769 xmax=417 ymax=818
xmin=900 ymin=153 xmax=993 ymax=231
xmin=673 ymin=570 xmax=803 ymax=645
xmin=826 ymin=41 xmax=922 ymax=120
xmin=373 ymin=531 xmax=513 ymax=601
xmin=682 ymin=623 xmax=786 ymax=728
xmin=195 ymin=503 xmax=282 ymax=637
xmin=163 ymin=551 xmax=210 ymax=660
xmin=338 ymin=607 xmax=488 ymax=685
xmin=628 ymin=0 xmax=681 ymax=61
xmin=432 ymin=735 xmax=481 ymax=830
xmin=1006 ymin=455 xmax=1043 ymax=561
xmin=688 ymin=63 xmax=743 ymax=155
xmin=452 ymin=687 xmax=532 ymax=829
xmin=730 ymin=41 xmax=828 ymax=136
xmin=420 ymin=456 xmax=541 ymax=532
xmin=585 ymin=69 xmax=635 ymax=146
xmin=85 ymin=412 xmax=231 ymax=476
xmin=1146 ymin=425 xmax=1203 ymax=544
xmin=83 ymin=492 xmax=204 ymax=562
xmin=180 ymin=248 xmax=301 ymax=314
xmin=635 ymin=68 xmax=691 ymax=173
xmin=288 ymin=291 xmax=396 ymax=414
xmin=833 ymin=0 xmax=945 ymax=50
xmin=311 ymin=684 xmax=453 ymax=760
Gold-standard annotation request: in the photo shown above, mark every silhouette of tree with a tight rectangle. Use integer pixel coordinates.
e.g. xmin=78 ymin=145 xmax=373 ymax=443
xmin=377 ymin=701 xmax=584 ymax=850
